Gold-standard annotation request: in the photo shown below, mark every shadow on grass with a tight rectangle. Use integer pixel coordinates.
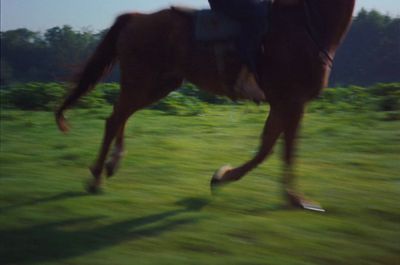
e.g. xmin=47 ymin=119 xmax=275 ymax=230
xmin=0 ymin=191 xmax=90 ymax=214
xmin=0 ymin=196 xmax=210 ymax=265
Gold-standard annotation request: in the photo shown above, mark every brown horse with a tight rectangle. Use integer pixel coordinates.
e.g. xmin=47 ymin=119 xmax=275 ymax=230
xmin=56 ymin=0 xmax=355 ymax=209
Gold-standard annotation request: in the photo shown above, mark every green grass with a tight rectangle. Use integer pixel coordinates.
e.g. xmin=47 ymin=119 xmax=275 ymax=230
xmin=0 ymin=105 xmax=399 ymax=265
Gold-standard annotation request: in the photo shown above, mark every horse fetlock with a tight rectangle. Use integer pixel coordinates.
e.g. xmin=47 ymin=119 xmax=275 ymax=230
xmin=105 ymin=159 xmax=119 ymax=178
xmin=105 ymin=149 xmax=124 ymax=177
xmin=89 ymin=165 xmax=103 ymax=179
xmin=85 ymin=178 xmax=103 ymax=194
xmin=212 ymin=165 xmax=233 ymax=181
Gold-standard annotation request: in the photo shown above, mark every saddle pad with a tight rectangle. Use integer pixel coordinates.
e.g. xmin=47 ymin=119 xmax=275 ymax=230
xmin=195 ymin=10 xmax=241 ymax=42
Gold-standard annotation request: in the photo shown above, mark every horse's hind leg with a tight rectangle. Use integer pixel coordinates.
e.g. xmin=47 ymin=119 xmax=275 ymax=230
xmin=87 ymin=74 xmax=183 ymax=192
xmin=105 ymin=124 xmax=126 ymax=178
xmin=88 ymin=102 xmax=134 ymax=193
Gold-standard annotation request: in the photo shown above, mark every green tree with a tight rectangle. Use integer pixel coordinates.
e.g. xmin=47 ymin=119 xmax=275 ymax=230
xmin=331 ymin=9 xmax=400 ymax=86
xmin=0 ymin=29 xmax=47 ymax=82
xmin=44 ymin=25 xmax=97 ymax=80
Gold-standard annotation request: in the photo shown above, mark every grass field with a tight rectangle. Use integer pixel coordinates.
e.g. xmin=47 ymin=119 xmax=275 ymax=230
xmin=0 ymin=105 xmax=399 ymax=265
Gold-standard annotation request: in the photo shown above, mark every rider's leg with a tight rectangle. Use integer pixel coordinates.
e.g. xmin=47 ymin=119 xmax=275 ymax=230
xmin=234 ymin=16 xmax=267 ymax=101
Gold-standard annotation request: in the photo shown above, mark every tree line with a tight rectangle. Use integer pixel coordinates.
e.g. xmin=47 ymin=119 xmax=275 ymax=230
xmin=1 ymin=9 xmax=399 ymax=86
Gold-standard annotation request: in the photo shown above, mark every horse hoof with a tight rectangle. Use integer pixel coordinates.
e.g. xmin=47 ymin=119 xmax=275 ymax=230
xmin=210 ymin=165 xmax=233 ymax=195
xmin=300 ymin=201 xmax=325 ymax=212
xmin=285 ymin=190 xmax=325 ymax=212
xmin=210 ymin=178 xmax=221 ymax=196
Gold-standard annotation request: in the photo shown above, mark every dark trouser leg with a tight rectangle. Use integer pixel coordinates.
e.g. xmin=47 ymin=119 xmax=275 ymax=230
xmin=236 ymin=17 xmax=266 ymax=77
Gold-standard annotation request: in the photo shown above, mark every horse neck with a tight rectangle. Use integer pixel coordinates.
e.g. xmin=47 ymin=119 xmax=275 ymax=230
xmin=308 ymin=0 xmax=356 ymax=53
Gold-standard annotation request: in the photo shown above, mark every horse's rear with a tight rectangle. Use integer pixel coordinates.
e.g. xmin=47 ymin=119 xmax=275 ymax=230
xmin=116 ymin=10 xmax=189 ymax=103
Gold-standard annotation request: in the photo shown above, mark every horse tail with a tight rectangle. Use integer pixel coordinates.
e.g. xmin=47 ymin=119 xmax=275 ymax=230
xmin=56 ymin=14 xmax=132 ymax=132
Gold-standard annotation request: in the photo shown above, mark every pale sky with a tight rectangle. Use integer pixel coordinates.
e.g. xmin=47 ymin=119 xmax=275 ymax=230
xmin=1 ymin=0 xmax=399 ymax=32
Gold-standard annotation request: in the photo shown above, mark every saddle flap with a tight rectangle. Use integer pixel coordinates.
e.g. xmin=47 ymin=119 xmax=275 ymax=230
xmin=195 ymin=10 xmax=241 ymax=42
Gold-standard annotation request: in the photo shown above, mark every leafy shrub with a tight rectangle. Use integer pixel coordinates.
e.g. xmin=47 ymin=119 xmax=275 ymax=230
xmin=98 ymin=83 xmax=120 ymax=104
xmin=368 ymin=83 xmax=400 ymax=111
xmin=3 ymin=82 xmax=108 ymax=110
xmin=382 ymin=111 xmax=400 ymax=121
xmin=149 ymin=82 xmax=231 ymax=116
xmin=179 ymin=83 xmax=232 ymax=104
xmin=0 ymin=89 xmax=11 ymax=108
xmin=150 ymin=92 xmax=205 ymax=116
xmin=309 ymin=86 xmax=373 ymax=113
xmin=3 ymin=82 xmax=399 ymax=115
xmin=5 ymin=82 xmax=64 ymax=110
xmin=75 ymin=90 xmax=107 ymax=109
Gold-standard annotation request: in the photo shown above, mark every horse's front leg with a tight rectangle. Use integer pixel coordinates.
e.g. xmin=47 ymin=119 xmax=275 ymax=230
xmin=283 ymin=103 xmax=324 ymax=211
xmin=282 ymin=103 xmax=325 ymax=211
xmin=211 ymin=104 xmax=285 ymax=189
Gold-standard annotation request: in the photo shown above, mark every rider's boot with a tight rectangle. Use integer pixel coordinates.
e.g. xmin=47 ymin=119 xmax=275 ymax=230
xmin=234 ymin=66 xmax=266 ymax=102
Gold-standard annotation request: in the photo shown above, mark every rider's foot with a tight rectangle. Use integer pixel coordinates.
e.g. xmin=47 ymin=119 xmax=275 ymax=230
xmin=234 ymin=66 xmax=266 ymax=102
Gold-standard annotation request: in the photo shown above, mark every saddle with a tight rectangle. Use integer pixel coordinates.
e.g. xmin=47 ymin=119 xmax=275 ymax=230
xmin=172 ymin=6 xmax=242 ymax=42
xmin=171 ymin=5 xmax=270 ymax=99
